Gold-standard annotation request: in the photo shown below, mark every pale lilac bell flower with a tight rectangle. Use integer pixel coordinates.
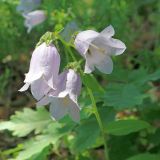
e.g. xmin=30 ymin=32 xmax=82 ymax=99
xmin=74 ymin=25 xmax=126 ymax=74
xmin=37 ymin=69 xmax=82 ymax=122
xmin=19 ymin=42 xmax=60 ymax=101
xmin=23 ymin=10 xmax=46 ymax=33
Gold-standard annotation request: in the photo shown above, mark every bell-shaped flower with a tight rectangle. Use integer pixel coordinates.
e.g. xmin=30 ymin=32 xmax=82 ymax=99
xmin=19 ymin=42 xmax=60 ymax=101
xmin=17 ymin=0 xmax=41 ymax=13
xmin=37 ymin=69 xmax=82 ymax=122
xmin=23 ymin=10 xmax=46 ymax=33
xmin=74 ymin=25 xmax=126 ymax=74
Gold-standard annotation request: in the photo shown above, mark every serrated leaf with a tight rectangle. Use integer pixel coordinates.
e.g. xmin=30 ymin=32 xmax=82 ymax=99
xmin=16 ymin=135 xmax=54 ymax=160
xmin=15 ymin=135 xmax=53 ymax=160
xmin=0 ymin=107 xmax=52 ymax=137
xmin=107 ymin=68 xmax=160 ymax=86
xmin=28 ymin=145 xmax=50 ymax=160
xmin=129 ymin=68 xmax=160 ymax=85
xmin=72 ymin=117 xmax=100 ymax=152
xmin=105 ymin=120 xmax=151 ymax=136
xmin=127 ymin=153 xmax=160 ymax=160
xmin=15 ymin=122 xmax=73 ymax=160
xmin=103 ymin=83 xmax=146 ymax=109
xmin=128 ymin=68 xmax=149 ymax=85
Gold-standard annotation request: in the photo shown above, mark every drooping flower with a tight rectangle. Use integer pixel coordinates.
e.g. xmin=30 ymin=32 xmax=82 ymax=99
xmin=19 ymin=42 xmax=60 ymax=101
xmin=37 ymin=69 xmax=82 ymax=122
xmin=17 ymin=0 xmax=41 ymax=13
xmin=74 ymin=25 xmax=126 ymax=74
xmin=23 ymin=10 xmax=46 ymax=33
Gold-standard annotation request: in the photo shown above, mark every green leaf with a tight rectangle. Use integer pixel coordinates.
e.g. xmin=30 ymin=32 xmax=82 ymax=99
xmin=105 ymin=120 xmax=151 ymax=136
xmin=109 ymin=135 xmax=136 ymax=160
xmin=0 ymin=107 xmax=52 ymax=137
xmin=149 ymin=128 xmax=160 ymax=146
xmin=128 ymin=68 xmax=149 ymax=85
xmin=15 ymin=122 xmax=72 ymax=160
xmin=72 ymin=117 xmax=100 ymax=152
xmin=29 ymin=146 xmax=50 ymax=160
xmin=15 ymin=135 xmax=53 ymax=160
xmin=98 ymin=107 xmax=116 ymax=127
xmin=103 ymin=83 xmax=146 ymax=109
xmin=82 ymin=74 xmax=104 ymax=94
xmin=149 ymin=69 xmax=160 ymax=81
xmin=107 ymin=68 xmax=160 ymax=86
xmin=127 ymin=153 xmax=160 ymax=160
xmin=129 ymin=68 xmax=160 ymax=85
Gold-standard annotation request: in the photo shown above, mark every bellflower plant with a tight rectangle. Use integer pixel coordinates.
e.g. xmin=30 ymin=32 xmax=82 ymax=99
xmin=2 ymin=0 xmax=157 ymax=159
xmin=16 ymin=20 xmax=129 ymax=159
xmin=23 ymin=10 xmax=46 ymax=33
xmin=37 ymin=69 xmax=82 ymax=122
xmin=19 ymin=42 xmax=60 ymax=101
xmin=74 ymin=25 xmax=126 ymax=74
xmin=17 ymin=0 xmax=41 ymax=13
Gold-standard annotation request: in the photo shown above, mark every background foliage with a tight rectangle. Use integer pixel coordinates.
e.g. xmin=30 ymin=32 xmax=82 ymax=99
xmin=0 ymin=0 xmax=160 ymax=160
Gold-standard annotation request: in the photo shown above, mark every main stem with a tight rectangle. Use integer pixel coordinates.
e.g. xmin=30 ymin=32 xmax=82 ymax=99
xmin=87 ymin=88 xmax=110 ymax=160
xmin=61 ymin=40 xmax=110 ymax=160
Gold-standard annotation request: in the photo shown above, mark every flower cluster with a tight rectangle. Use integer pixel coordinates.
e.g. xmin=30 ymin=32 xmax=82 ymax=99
xmin=19 ymin=42 xmax=81 ymax=122
xmin=17 ymin=0 xmax=46 ymax=33
xmin=20 ymin=25 xmax=126 ymax=122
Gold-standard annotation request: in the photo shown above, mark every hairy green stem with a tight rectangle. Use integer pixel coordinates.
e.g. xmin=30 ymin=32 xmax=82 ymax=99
xmin=87 ymin=88 xmax=110 ymax=160
xmin=59 ymin=38 xmax=110 ymax=160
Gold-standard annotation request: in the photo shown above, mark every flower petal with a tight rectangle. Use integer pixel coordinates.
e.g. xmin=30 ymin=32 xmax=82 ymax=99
xmin=106 ymin=38 xmax=126 ymax=55
xmin=19 ymin=83 xmax=30 ymax=92
xmin=42 ymin=44 xmax=60 ymax=89
xmin=58 ymin=91 xmax=69 ymax=98
xmin=24 ymin=43 xmax=60 ymax=90
xmin=49 ymin=95 xmax=80 ymax=122
xmin=47 ymin=69 xmax=81 ymax=122
xmin=100 ymin=25 xmax=115 ymax=38
xmin=95 ymin=55 xmax=113 ymax=74
xmin=53 ymin=69 xmax=81 ymax=103
xmin=68 ymin=101 xmax=80 ymax=122
xmin=55 ymin=70 xmax=68 ymax=94
xmin=24 ymin=72 xmax=43 ymax=83
xmin=31 ymin=78 xmax=50 ymax=100
xmin=24 ymin=10 xmax=46 ymax=33
xmin=84 ymin=44 xmax=106 ymax=73
xmin=65 ymin=69 xmax=82 ymax=101
xmin=84 ymin=60 xmax=95 ymax=74
xmin=49 ymin=98 xmax=68 ymax=120
xmin=74 ymin=30 xmax=99 ymax=57
xmin=92 ymin=36 xmax=126 ymax=56
xmin=24 ymin=43 xmax=46 ymax=83
xmin=36 ymin=96 xmax=50 ymax=106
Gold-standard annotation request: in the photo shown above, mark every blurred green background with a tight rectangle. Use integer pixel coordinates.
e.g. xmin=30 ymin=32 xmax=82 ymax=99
xmin=0 ymin=0 xmax=160 ymax=160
